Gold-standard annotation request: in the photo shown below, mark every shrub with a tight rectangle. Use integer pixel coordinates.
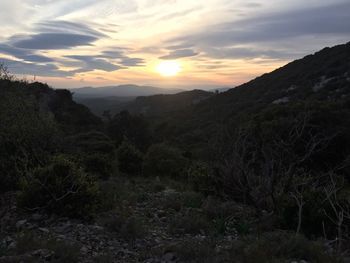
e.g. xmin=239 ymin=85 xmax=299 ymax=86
xmin=181 ymin=191 xmax=204 ymax=209
xmin=187 ymin=162 xmax=216 ymax=195
xmin=143 ymin=143 xmax=188 ymax=178
xmin=18 ymin=155 xmax=99 ymax=218
xmin=228 ymin=232 xmax=340 ymax=263
xmin=6 ymin=231 xmax=80 ymax=263
xmin=169 ymin=211 xmax=211 ymax=235
xmin=117 ymin=140 xmax=143 ymax=175
xmin=101 ymin=214 xmax=146 ymax=241
xmin=0 ymin=93 xmax=59 ymax=192
xmin=65 ymin=131 xmax=115 ymax=156
xmin=83 ymin=153 xmax=114 ymax=180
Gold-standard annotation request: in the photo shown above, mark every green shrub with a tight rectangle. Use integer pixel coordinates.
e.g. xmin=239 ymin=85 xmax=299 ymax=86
xmin=143 ymin=143 xmax=188 ymax=178
xmin=0 ymin=93 xmax=59 ymax=192
xmin=101 ymin=214 xmax=146 ymax=241
xmin=65 ymin=131 xmax=115 ymax=156
xmin=187 ymin=162 xmax=216 ymax=195
xmin=181 ymin=191 xmax=204 ymax=209
xmin=83 ymin=153 xmax=114 ymax=180
xmin=18 ymin=155 xmax=99 ymax=218
xmin=117 ymin=140 xmax=143 ymax=175
xmin=169 ymin=211 xmax=211 ymax=235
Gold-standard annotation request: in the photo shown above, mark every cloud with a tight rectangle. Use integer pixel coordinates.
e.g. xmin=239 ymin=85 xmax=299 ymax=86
xmin=160 ymin=49 xmax=199 ymax=59
xmin=36 ymin=20 xmax=106 ymax=38
xmin=65 ymin=55 xmax=122 ymax=72
xmin=11 ymin=33 xmax=98 ymax=50
xmin=19 ymin=54 xmax=55 ymax=63
xmin=120 ymin=57 xmax=145 ymax=66
xmin=100 ymin=50 xmax=127 ymax=59
xmin=202 ymin=47 xmax=297 ymax=60
xmin=0 ymin=58 xmax=72 ymax=77
xmin=172 ymin=1 xmax=350 ymax=58
xmin=0 ymin=43 xmax=54 ymax=62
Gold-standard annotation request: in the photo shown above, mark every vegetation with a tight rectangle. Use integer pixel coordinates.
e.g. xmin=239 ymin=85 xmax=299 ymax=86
xmin=18 ymin=155 xmax=99 ymax=218
xmin=1 ymin=43 xmax=350 ymax=261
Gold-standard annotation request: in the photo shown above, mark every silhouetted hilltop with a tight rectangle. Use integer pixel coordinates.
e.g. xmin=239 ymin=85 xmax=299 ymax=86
xmin=0 ymin=80 xmax=101 ymax=133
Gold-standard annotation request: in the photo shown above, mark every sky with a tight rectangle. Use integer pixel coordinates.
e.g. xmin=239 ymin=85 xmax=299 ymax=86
xmin=0 ymin=0 xmax=349 ymax=90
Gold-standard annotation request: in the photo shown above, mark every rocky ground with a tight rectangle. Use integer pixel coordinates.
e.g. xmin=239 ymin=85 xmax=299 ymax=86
xmin=0 ymin=178 xmax=239 ymax=263
xmin=0 ymin=177 xmax=346 ymax=263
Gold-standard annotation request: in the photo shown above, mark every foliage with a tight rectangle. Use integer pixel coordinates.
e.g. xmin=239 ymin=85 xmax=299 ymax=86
xmin=65 ymin=131 xmax=115 ymax=155
xmin=0 ymin=90 xmax=59 ymax=192
xmin=143 ymin=143 xmax=188 ymax=178
xmin=187 ymin=162 xmax=216 ymax=195
xmin=5 ymin=231 xmax=81 ymax=263
xmin=101 ymin=213 xmax=146 ymax=241
xmin=108 ymin=110 xmax=151 ymax=151
xmin=117 ymin=140 xmax=143 ymax=175
xmin=18 ymin=155 xmax=99 ymax=218
xmin=83 ymin=153 xmax=114 ymax=180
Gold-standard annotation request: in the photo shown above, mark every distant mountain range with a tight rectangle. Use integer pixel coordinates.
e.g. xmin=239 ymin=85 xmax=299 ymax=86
xmin=71 ymin=85 xmax=183 ymax=98
xmin=75 ymin=89 xmax=214 ymax=117
xmin=72 ymin=84 xmax=227 ymax=116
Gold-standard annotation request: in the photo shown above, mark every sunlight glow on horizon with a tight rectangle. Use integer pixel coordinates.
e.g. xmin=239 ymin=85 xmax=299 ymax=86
xmin=156 ymin=61 xmax=181 ymax=77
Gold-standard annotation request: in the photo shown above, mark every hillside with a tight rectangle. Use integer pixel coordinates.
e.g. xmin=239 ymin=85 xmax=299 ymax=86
xmin=0 ymin=80 xmax=101 ymax=133
xmin=193 ymin=42 xmax=350 ymax=121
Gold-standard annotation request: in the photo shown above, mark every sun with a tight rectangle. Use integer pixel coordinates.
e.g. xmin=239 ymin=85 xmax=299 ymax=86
xmin=156 ymin=60 xmax=181 ymax=77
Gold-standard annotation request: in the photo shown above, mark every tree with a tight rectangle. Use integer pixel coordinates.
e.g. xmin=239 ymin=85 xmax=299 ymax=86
xmin=0 ymin=63 xmax=15 ymax=81
xmin=108 ymin=111 xmax=151 ymax=151
xmin=212 ymin=111 xmax=335 ymax=214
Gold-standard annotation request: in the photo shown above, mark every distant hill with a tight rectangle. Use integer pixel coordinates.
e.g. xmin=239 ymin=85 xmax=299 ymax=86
xmin=74 ymin=96 xmax=135 ymax=117
xmin=119 ymin=89 xmax=214 ymax=116
xmin=77 ymin=89 xmax=214 ymax=117
xmin=72 ymin=84 xmax=183 ymax=98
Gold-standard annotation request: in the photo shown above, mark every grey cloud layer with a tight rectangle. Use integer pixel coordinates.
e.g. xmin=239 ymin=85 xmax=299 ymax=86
xmin=0 ymin=19 xmax=143 ymax=76
xmin=11 ymin=33 xmax=98 ymax=50
xmin=160 ymin=49 xmax=199 ymax=59
xmin=172 ymin=1 xmax=350 ymax=60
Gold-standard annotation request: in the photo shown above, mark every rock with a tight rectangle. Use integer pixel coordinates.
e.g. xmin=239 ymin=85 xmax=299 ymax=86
xmin=38 ymin=227 xmax=50 ymax=234
xmin=31 ymin=213 xmax=44 ymax=221
xmin=80 ymin=246 xmax=89 ymax=254
xmin=272 ymin=97 xmax=289 ymax=104
xmin=162 ymin=252 xmax=176 ymax=262
xmin=15 ymin=219 xmax=27 ymax=229
xmin=32 ymin=249 xmax=54 ymax=260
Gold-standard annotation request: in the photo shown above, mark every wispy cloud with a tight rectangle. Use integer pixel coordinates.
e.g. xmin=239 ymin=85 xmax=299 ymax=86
xmin=160 ymin=49 xmax=199 ymax=60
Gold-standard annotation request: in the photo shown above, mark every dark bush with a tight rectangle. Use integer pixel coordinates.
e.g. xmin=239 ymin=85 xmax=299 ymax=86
xmin=0 ymin=93 xmax=59 ymax=192
xmin=18 ymin=155 xmax=99 ymax=218
xmin=117 ymin=140 xmax=143 ymax=175
xmin=83 ymin=153 xmax=114 ymax=180
xmin=143 ymin=143 xmax=188 ymax=178
xmin=187 ymin=162 xmax=216 ymax=195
